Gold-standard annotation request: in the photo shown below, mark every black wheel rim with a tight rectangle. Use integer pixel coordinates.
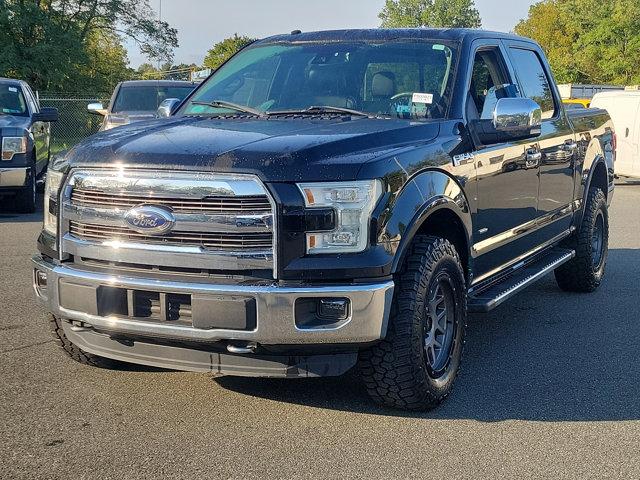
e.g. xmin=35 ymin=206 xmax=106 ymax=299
xmin=423 ymin=272 xmax=457 ymax=375
xmin=592 ymin=211 xmax=605 ymax=268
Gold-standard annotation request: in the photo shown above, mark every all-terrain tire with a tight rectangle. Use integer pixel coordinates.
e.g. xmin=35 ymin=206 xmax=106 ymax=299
xmin=14 ymin=168 xmax=36 ymax=214
xmin=554 ymin=187 xmax=609 ymax=292
xmin=47 ymin=314 xmax=119 ymax=368
xmin=359 ymin=236 xmax=467 ymax=411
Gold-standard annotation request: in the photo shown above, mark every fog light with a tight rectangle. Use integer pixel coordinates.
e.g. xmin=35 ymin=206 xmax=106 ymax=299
xmin=34 ymin=269 xmax=48 ymax=298
xmin=318 ymin=298 xmax=350 ymax=321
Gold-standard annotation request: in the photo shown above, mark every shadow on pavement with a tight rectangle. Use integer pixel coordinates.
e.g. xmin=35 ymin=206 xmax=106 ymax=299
xmin=216 ymin=248 xmax=640 ymax=422
xmin=0 ymin=193 xmax=44 ymax=223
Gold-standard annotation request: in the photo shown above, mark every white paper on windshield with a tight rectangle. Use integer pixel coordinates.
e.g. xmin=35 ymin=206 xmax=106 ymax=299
xmin=8 ymin=87 xmax=17 ymax=92
xmin=412 ymin=93 xmax=433 ymax=104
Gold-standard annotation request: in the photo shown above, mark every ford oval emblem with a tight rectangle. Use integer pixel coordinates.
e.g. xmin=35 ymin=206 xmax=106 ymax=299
xmin=124 ymin=205 xmax=175 ymax=235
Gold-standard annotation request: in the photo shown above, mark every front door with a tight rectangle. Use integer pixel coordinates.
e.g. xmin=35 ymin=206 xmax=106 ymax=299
xmin=23 ymin=85 xmax=49 ymax=175
xmin=466 ymin=44 xmax=541 ymax=282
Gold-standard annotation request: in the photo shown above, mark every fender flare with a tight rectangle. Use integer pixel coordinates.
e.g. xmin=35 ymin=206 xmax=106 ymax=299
xmin=388 ymin=170 xmax=473 ymax=274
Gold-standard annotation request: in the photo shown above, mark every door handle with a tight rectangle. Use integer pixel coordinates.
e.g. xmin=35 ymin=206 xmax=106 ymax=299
xmin=563 ymin=140 xmax=578 ymax=152
xmin=525 ymin=149 xmax=542 ymax=168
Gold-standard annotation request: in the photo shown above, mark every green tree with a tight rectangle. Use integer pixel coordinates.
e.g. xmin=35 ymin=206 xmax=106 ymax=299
xmin=0 ymin=0 xmax=178 ymax=93
xmin=515 ymin=0 xmax=640 ymax=85
xmin=78 ymin=31 xmax=135 ymax=93
xmin=136 ymin=63 xmax=162 ymax=79
xmin=379 ymin=0 xmax=482 ymax=28
xmin=203 ymin=34 xmax=256 ymax=71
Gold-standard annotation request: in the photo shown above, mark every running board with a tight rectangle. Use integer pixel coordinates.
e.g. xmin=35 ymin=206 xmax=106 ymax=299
xmin=468 ymin=248 xmax=575 ymax=313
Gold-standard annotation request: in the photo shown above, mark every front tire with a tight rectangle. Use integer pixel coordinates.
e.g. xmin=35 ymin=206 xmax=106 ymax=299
xmin=359 ymin=236 xmax=467 ymax=410
xmin=47 ymin=314 xmax=119 ymax=368
xmin=554 ymin=187 xmax=609 ymax=292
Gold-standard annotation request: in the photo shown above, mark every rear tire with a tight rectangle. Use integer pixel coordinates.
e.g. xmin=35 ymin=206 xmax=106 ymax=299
xmin=47 ymin=314 xmax=119 ymax=368
xmin=554 ymin=187 xmax=608 ymax=292
xmin=359 ymin=236 xmax=467 ymax=411
xmin=14 ymin=168 xmax=36 ymax=214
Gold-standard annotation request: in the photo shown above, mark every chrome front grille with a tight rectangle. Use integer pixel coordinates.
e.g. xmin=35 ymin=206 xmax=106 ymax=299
xmin=69 ymin=221 xmax=273 ymax=251
xmin=60 ymin=170 xmax=276 ymax=276
xmin=71 ymin=188 xmax=271 ymax=214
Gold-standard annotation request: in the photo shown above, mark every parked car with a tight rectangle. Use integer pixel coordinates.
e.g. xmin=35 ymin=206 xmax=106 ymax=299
xmin=0 ymin=77 xmax=58 ymax=212
xmin=88 ymin=80 xmax=196 ymax=130
xmin=34 ymin=29 xmax=615 ymax=410
xmin=591 ymin=90 xmax=640 ymax=178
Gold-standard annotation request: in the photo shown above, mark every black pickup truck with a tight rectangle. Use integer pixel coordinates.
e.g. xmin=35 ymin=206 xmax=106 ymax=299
xmin=0 ymin=78 xmax=58 ymax=212
xmin=33 ymin=29 xmax=615 ymax=410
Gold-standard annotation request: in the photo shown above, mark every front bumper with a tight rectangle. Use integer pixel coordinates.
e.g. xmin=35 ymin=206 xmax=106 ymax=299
xmin=32 ymin=255 xmax=394 ymax=347
xmin=0 ymin=166 xmax=28 ymax=188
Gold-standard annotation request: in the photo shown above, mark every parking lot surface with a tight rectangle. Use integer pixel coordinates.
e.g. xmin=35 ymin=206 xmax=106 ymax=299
xmin=1 ymin=185 xmax=639 ymax=479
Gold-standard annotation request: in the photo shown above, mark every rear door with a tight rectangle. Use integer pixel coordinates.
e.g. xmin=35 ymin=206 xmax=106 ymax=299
xmin=504 ymin=43 xmax=576 ymax=240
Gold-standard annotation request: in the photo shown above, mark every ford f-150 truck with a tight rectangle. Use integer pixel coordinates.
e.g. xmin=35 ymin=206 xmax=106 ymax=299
xmin=33 ymin=29 xmax=615 ymax=410
xmin=1 ymin=78 xmax=58 ymax=212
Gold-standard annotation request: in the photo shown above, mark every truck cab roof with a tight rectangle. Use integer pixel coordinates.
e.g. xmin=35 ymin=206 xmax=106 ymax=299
xmin=0 ymin=77 xmax=27 ymax=88
xmin=262 ymin=28 xmax=530 ymax=45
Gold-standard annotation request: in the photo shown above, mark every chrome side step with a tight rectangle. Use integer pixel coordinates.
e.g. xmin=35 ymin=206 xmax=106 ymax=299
xmin=468 ymin=248 xmax=575 ymax=313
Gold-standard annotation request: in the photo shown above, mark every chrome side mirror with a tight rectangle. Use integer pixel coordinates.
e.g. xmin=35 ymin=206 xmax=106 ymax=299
xmin=157 ymin=98 xmax=181 ymax=118
xmin=87 ymin=102 xmax=107 ymax=116
xmin=493 ymin=98 xmax=542 ymax=133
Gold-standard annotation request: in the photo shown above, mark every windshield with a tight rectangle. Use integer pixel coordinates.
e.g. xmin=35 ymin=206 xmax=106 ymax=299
xmin=112 ymin=85 xmax=195 ymax=113
xmin=182 ymin=40 xmax=457 ymax=120
xmin=0 ymin=84 xmax=28 ymax=116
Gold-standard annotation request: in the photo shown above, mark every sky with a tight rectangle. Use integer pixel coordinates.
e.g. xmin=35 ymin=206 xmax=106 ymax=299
xmin=126 ymin=0 xmax=537 ymax=68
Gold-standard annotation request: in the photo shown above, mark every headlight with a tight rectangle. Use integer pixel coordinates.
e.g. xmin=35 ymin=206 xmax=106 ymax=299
xmin=43 ymin=169 xmax=64 ymax=236
xmin=297 ymin=180 xmax=383 ymax=254
xmin=1 ymin=136 xmax=27 ymax=160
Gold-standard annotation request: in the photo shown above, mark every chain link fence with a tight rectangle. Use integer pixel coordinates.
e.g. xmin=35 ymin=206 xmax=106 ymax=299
xmin=37 ymin=93 xmax=110 ymax=155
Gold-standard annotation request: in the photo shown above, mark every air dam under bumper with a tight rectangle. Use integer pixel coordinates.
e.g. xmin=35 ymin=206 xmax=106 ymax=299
xmin=32 ymin=255 xmax=394 ymax=377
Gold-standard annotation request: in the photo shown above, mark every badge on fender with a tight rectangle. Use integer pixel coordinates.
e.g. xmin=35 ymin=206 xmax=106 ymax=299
xmin=452 ymin=152 xmax=474 ymax=166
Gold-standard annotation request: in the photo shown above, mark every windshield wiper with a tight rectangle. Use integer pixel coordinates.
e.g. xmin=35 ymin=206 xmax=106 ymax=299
xmin=267 ymin=105 xmax=371 ymax=117
xmin=189 ymin=100 xmax=266 ymax=117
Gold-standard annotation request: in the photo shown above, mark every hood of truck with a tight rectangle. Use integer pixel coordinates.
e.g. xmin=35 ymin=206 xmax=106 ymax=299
xmin=0 ymin=114 xmax=30 ymax=130
xmin=66 ymin=115 xmax=441 ymax=182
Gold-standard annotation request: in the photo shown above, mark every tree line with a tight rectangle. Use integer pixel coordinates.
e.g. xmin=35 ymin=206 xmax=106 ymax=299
xmin=0 ymin=0 xmax=637 ymax=96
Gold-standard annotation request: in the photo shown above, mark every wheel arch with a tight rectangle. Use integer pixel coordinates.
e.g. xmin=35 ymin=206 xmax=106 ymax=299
xmin=586 ymin=158 xmax=609 ymax=199
xmin=388 ymin=170 xmax=473 ymax=280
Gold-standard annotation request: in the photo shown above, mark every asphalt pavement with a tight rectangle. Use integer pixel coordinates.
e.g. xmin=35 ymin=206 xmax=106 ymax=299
xmin=1 ymin=184 xmax=639 ymax=479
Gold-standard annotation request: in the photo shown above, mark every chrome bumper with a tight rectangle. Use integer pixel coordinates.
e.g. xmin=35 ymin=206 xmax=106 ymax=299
xmin=0 ymin=167 xmax=28 ymax=188
xmin=32 ymin=255 xmax=394 ymax=345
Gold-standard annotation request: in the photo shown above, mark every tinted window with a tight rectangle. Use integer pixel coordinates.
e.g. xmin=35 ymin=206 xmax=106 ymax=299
xmin=112 ymin=85 xmax=194 ymax=113
xmin=469 ymin=49 xmax=511 ymax=119
xmin=0 ymin=85 xmax=28 ymax=116
xmin=510 ymin=48 xmax=556 ymax=119
xmin=183 ymin=41 xmax=457 ymax=120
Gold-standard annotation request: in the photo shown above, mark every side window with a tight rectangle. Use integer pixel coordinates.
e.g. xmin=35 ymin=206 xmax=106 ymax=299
xmin=509 ymin=48 xmax=556 ymax=119
xmin=467 ymin=48 xmax=511 ymax=120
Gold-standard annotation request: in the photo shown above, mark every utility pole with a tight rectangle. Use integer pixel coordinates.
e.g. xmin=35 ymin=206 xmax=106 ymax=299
xmin=157 ymin=0 xmax=163 ymax=71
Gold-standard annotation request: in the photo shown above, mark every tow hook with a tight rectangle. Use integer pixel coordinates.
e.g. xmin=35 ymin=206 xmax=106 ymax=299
xmin=227 ymin=342 xmax=257 ymax=354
